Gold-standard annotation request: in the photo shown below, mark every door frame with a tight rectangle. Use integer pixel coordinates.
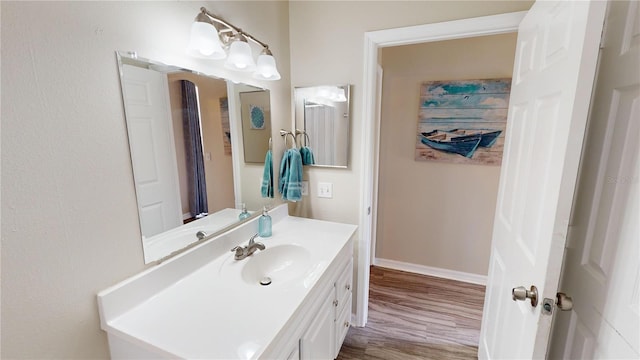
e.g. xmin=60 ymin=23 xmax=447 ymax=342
xmin=357 ymin=11 xmax=528 ymax=327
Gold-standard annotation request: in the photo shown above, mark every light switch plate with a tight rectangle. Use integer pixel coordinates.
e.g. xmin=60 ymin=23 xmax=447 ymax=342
xmin=301 ymin=181 xmax=309 ymax=196
xmin=318 ymin=182 xmax=333 ymax=198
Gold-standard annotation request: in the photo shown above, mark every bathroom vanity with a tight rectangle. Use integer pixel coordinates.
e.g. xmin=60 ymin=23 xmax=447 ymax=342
xmin=98 ymin=204 xmax=357 ymax=359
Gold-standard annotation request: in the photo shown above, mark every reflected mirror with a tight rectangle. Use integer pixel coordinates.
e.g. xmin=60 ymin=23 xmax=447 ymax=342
xmin=117 ymin=52 xmax=268 ymax=263
xmin=239 ymin=90 xmax=272 ymax=163
xmin=294 ymin=85 xmax=350 ymax=168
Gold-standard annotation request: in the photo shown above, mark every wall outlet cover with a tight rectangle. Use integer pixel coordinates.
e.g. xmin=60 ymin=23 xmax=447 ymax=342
xmin=301 ymin=181 xmax=309 ymax=196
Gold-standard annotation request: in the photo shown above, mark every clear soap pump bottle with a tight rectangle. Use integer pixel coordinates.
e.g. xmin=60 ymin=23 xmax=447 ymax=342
xmin=258 ymin=206 xmax=272 ymax=237
xmin=238 ymin=203 xmax=250 ymax=221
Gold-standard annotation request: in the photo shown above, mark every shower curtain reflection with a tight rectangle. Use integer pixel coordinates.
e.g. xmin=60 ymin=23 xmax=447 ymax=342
xmin=181 ymin=80 xmax=208 ymax=218
xmin=305 ymin=102 xmax=337 ymax=165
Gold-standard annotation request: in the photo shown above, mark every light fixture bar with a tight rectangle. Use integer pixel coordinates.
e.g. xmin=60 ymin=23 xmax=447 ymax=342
xmin=199 ymin=7 xmax=270 ymax=50
xmin=190 ymin=7 xmax=280 ymax=80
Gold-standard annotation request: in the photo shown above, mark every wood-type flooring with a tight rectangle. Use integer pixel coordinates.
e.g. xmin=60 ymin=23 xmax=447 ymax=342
xmin=337 ymin=266 xmax=486 ymax=360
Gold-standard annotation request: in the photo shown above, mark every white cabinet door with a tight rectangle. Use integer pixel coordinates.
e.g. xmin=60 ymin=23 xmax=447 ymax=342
xmin=478 ymin=1 xmax=606 ymax=359
xmin=300 ymin=291 xmax=335 ymax=360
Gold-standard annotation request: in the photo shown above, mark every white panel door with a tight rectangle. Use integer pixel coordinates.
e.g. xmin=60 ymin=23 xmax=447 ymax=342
xmin=121 ymin=64 xmax=182 ymax=239
xmin=478 ymin=1 xmax=607 ymax=358
xmin=548 ymin=1 xmax=640 ymax=358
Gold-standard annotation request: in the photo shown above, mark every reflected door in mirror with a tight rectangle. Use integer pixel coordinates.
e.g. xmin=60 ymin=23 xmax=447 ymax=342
xmin=121 ymin=64 xmax=183 ymax=237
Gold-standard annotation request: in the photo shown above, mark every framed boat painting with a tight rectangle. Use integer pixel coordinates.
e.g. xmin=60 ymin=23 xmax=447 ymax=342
xmin=415 ymin=78 xmax=511 ymax=165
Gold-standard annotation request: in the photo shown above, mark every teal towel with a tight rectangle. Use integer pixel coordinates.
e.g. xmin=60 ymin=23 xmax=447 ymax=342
xmin=300 ymin=146 xmax=315 ymax=166
xmin=285 ymin=149 xmax=303 ymax=201
xmin=261 ymin=150 xmax=274 ymax=198
xmin=278 ymin=148 xmax=303 ymax=201
xmin=278 ymin=149 xmax=290 ymax=197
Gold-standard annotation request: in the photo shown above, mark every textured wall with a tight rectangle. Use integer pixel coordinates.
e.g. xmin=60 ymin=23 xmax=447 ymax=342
xmin=0 ymin=1 xmax=290 ymax=358
xmin=377 ymin=34 xmax=517 ymax=276
xmin=288 ymin=1 xmax=533 ymax=223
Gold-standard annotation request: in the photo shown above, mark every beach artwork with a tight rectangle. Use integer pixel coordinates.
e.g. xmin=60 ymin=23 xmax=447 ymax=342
xmin=415 ymin=78 xmax=511 ymax=165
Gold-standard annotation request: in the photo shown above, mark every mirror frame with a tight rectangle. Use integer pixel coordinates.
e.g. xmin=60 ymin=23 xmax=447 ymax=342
xmin=116 ymin=51 xmax=264 ymax=263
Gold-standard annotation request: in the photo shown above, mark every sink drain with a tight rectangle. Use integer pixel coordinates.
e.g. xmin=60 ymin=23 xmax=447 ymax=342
xmin=260 ymin=277 xmax=272 ymax=286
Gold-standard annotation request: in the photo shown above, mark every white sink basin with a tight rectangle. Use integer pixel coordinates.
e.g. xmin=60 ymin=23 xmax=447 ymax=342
xmin=242 ymin=244 xmax=312 ymax=286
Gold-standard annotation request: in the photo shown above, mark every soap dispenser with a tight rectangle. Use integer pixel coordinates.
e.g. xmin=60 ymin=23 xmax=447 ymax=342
xmin=238 ymin=203 xmax=250 ymax=221
xmin=258 ymin=206 xmax=272 ymax=237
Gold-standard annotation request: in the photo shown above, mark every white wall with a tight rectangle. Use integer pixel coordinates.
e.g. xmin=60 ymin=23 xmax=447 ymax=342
xmin=376 ymin=34 xmax=517 ymax=276
xmin=288 ymin=1 xmax=532 ymax=222
xmin=0 ymin=1 xmax=290 ymax=358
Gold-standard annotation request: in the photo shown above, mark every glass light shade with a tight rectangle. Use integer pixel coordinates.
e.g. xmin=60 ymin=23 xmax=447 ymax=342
xmin=253 ymin=54 xmax=281 ymax=80
xmin=187 ymin=21 xmax=226 ymax=59
xmin=225 ymin=40 xmax=256 ymax=72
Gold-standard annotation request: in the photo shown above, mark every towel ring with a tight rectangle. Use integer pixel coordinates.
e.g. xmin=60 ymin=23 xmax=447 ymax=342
xmin=295 ymin=129 xmax=311 ymax=147
xmin=279 ymin=130 xmax=296 ymax=149
xmin=268 ymin=137 xmax=272 ymax=151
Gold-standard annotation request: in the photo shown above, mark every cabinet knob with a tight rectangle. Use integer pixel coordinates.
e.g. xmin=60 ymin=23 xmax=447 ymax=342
xmin=333 ymin=299 xmax=339 ymax=307
xmin=344 ymin=321 xmax=350 ymax=327
xmin=345 ymin=284 xmax=351 ymax=291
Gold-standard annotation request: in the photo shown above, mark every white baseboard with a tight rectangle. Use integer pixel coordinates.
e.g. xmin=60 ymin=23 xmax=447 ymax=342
xmin=373 ymin=257 xmax=487 ymax=286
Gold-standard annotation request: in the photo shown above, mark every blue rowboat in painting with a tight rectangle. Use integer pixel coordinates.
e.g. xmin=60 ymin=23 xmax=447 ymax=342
xmin=449 ymin=129 xmax=502 ymax=148
xmin=420 ymin=130 xmax=481 ymax=158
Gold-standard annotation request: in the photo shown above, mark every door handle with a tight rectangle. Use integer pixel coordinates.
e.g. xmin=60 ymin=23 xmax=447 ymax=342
xmin=512 ymin=285 xmax=538 ymax=307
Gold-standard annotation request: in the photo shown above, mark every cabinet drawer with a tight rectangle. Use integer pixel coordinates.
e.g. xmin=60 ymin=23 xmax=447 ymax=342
xmin=334 ymin=295 xmax=352 ymax=358
xmin=335 ymin=259 xmax=353 ymax=311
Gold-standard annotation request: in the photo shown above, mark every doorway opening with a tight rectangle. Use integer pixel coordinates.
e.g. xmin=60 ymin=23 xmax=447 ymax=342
xmin=356 ymin=1 xmax=615 ymax=358
xmin=374 ymin=33 xmax=518 ymax=282
xmin=355 ymin=10 xmax=527 ymax=329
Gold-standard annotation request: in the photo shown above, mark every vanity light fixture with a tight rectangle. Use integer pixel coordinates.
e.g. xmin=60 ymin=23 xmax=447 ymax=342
xmin=188 ymin=7 xmax=281 ymax=81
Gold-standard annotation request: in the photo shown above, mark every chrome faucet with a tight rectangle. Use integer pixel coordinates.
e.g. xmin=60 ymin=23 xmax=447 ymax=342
xmin=231 ymin=233 xmax=265 ymax=260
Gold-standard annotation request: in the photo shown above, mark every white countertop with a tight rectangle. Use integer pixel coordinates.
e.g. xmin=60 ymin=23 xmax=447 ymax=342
xmin=98 ymin=207 xmax=357 ymax=359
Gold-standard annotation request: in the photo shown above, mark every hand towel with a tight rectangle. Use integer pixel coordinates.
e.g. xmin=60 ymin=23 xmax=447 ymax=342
xmin=284 ymin=149 xmax=303 ymax=201
xmin=278 ymin=149 xmax=290 ymax=198
xmin=261 ymin=150 xmax=274 ymax=198
xmin=278 ymin=148 xmax=303 ymax=202
xmin=300 ymin=146 xmax=315 ymax=166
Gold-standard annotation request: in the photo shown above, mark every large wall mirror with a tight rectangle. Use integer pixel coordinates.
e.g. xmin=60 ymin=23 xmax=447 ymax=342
xmin=294 ymin=85 xmax=351 ymax=168
xmin=117 ymin=52 xmax=269 ymax=263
